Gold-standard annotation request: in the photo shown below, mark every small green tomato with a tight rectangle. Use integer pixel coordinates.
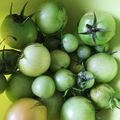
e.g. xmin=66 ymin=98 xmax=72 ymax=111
xmin=62 ymin=33 xmax=79 ymax=52
xmin=32 ymin=75 xmax=55 ymax=99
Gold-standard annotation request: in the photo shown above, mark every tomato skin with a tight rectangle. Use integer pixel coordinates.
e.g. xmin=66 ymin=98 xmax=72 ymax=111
xmin=41 ymin=92 xmax=63 ymax=120
xmin=32 ymin=75 xmax=55 ymax=99
xmin=4 ymin=98 xmax=47 ymax=120
xmin=0 ymin=74 xmax=7 ymax=94
xmin=78 ymin=11 xmax=116 ymax=45
xmin=35 ymin=1 xmax=68 ymax=34
xmin=96 ymin=107 xmax=120 ymax=120
xmin=6 ymin=72 xmax=35 ymax=102
xmin=50 ymin=50 xmax=70 ymax=72
xmin=18 ymin=43 xmax=51 ymax=77
xmin=54 ymin=69 xmax=75 ymax=92
xmin=61 ymin=96 xmax=95 ymax=120
xmin=77 ymin=45 xmax=91 ymax=59
xmin=1 ymin=15 xmax=37 ymax=49
xmin=62 ymin=33 xmax=79 ymax=53
xmin=90 ymin=84 xmax=115 ymax=109
xmin=86 ymin=53 xmax=118 ymax=83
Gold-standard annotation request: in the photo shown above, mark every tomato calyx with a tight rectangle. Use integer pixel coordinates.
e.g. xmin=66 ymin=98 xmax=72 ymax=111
xmin=9 ymin=2 xmax=35 ymax=23
xmin=79 ymin=12 xmax=107 ymax=45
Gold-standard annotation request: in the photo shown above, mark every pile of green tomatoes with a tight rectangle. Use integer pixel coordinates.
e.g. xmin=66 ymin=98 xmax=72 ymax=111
xmin=0 ymin=1 xmax=120 ymax=120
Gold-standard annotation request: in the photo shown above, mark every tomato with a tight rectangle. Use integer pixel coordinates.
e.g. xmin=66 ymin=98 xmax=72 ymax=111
xmin=0 ymin=74 xmax=7 ymax=94
xmin=6 ymin=71 xmax=35 ymax=102
xmin=43 ymin=37 xmax=61 ymax=51
xmin=69 ymin=61 xmax=82 ymax=74
xmin=4 ymin=98 xmax=47 ymax=120
xmin=77 ymin=71 xmax=95 ymax=90
xmin=90 ymin=84 xmax=117 ymax=109
xmin=18 ymin=43 xmax=51 ymax=77
xmin=32 ymin=75 xmax=55 ymax=99
xmin=35 ymin=1 xmax=68 ymax=34
xmin=78 ymin=11 xmax=116 ymax=45
xmin=50 ymin=49 xmax=70 ymax=72
xmin=61 ymin=96 xmax=95 ymax=120
xmin=77 ymin=45 xmax=91 ymax=59
xmin=62 ymin=33 xmax=79 ymax=52
xmin=41 ymin=92 xmax=63 ymax=120
xmin=54 ymin=69 xmax=75 ymax=92
xmin=96 ymin=107 xmax=120 ymax=120
xmin=0 ymin=49 xmax=20 ymax=74
xmin=0 ymin=3 xmax=37 ymax=49
xmin=86 ymin=53 xmax=118 ymax=83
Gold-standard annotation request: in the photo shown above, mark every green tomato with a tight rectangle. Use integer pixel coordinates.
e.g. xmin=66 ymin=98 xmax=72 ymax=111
xmin=90 ymin=84 xmax=116 ymax=109
xmin=0 ymin=74 xmax=7 ymax=94
xmin=96 ymin=107 xmax=120 ymax=120
xmin=6 ymin=71 xmax=35 ymax=102
xmin=41 ymin=92 xmax=63 ymax=120
xmin=61 ymin=96 xmax=95 ymax=120
xmin=54 ymin=69 xmax=75 ymax=92
xmin=1 ymin=15 xmax=37 ymax=49
xmin=77 ymin=71 xmax=95 ymax=90
xmin=86 ymin=53 xmax=118 ymax=83
xmin=43 ymin=37 xmax=61 ymax=51
xmin=78 ymin=11 xmax=116 ymax=46
xmin=35 ymin=1 xmax=68 ymax=34
xmin=62 ymin=33 xmax=79 ymax=52
xmin=69 ymin=61 xmax=82 ymax=74
xmin=50 ymin=49 xmax=70 ymax=72
xmin=77 ymin=45 xmax=91 ymax=59
xmin=0 ymin=49 xmax=20 ymax=74
xmin=32 ymin=75 xmax=55 ymax=99
xmin=18 ymin=43 xmax=51 ymax=77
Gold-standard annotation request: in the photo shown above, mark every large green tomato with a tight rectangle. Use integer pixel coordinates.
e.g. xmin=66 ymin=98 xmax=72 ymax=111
xmin=61 ymin=96 xmax=95 ymax=120
xmin=1 ymin=15 xmax=37 ymax=49
xmin=18 ymin=43 xmax=51 ymax=77
xmin=35 ymin=1 xmax=68 ymax=34
xmin=6 ymin=71 xmax=35 ymax=102
xmin=4 ymin=98 xmax=47 ymax=120
xmin=78 ymin=11 xmax=116 ymax=46
xmin=86 ymin=53 xmax=118 ymax=83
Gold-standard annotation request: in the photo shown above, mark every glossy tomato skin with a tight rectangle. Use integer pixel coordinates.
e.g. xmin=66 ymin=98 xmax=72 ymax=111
xmin=6 ymin=72 xmax=35 ymax=102
xmin=86 ymin=53 xmax=118 ymax=83
xmin=41 ymin=92 xmax=63 ymax=120
xmin=61 ymin=96 xmax=95 ymax=120
xmin=78 ymin=11 xmax=116 ymax=45
xmin=62 ymin=33 xmax=79 ymax=53
xmin=0 ymin=74 xmax=7 ymax=94
xmin=35 ymin=1 xmax=68 ymax=34
xmin=18 ymin=43 xmax=51 ymax=77
xmin=32 ymin=75 xmax=55 ymax=99
xmin=1 ymin=15 xmax=37 ymax=49
xmin=54 ymin=69 xmax=75 ymax=92
xmin=50 ymin=50 xmax=70 ymax=72
xmin=4 ymin=98 xmax=47 ymax=120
